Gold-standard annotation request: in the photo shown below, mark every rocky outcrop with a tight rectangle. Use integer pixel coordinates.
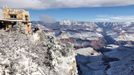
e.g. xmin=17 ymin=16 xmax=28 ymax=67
xmin=0 ymin=30 xmax=77 ymax=75
xmin=75 ymin=47 xmax=104 ymax=75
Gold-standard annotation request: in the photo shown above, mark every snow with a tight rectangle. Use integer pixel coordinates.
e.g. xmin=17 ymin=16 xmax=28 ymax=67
xmin=57 ymin=31 xmax=71 ymax=39
xmin=75 ymin=47 xmax=101 ymax=56
xmin=106 ymin=44 xmax=119 ymax=49
xmin=0 ymin=30 xmax=78 ymax=75
xmin=117 ymin=34 xmax=134 ymax=41
xmin=71 ymin=32 xmax=103 ymax=40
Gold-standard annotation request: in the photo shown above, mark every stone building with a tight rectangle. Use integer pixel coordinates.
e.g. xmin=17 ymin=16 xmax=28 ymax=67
xmin=0 ymin=6 xmax=31 ymax=34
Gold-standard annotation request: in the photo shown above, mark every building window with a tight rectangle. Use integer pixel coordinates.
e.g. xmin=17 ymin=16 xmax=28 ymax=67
xmin=25 ymin=15 xmax=28 ymax=21
xmin=10 ymin=14 xmax=17 ymax=19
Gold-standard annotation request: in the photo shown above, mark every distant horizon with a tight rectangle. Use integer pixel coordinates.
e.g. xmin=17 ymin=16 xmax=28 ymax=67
xmin=32 ymin=20 xmax=134 ymax=23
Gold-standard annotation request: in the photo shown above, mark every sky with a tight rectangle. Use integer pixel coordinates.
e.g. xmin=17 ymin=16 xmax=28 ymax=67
xmin=0 ymin=0 xmax=134 ymax=22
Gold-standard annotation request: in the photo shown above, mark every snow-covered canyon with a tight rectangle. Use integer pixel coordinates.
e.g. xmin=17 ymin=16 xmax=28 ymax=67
xmin=76 ymin=46 xmax=134 ymax=75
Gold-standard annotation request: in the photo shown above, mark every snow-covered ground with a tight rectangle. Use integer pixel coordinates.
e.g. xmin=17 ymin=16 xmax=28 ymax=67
xmin=75 ymin=47 xmax=101 ymax=56
xmin=0 ymin=30 xmax=78 ymax=75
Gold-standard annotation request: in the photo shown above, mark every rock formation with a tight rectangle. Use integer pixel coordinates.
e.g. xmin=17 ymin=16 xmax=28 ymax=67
xmin=0 ymin=30 xmax=77 ymax=75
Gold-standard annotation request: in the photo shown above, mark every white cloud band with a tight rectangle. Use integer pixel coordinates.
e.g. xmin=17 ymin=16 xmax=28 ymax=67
xmin=94 ymin=15 xmax=134 ymax=22
xmin=0 ymin=0 xmax=134 ymax=9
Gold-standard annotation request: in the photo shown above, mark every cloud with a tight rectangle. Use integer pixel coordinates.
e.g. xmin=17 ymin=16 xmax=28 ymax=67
xmin=40 ymin=15 xmax=56 ymax=23
xmin=0 ymin=0 xmax=134 ymax=9
xmin=39 ymin=0 xmax=134 ymax=8
xmin=93 ymin=15 xmax=134 ymax=22
xmin=0 ymin=0 xmax=42 ymax=9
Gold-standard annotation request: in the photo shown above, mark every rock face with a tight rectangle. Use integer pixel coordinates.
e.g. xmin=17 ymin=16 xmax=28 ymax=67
xmin=0 ymin=30 xmax=77 ymax=75
xmin=75 ymin=47 xmax=104 ymax=75
xmin=76 ymin=46 xmax=134 ymax=75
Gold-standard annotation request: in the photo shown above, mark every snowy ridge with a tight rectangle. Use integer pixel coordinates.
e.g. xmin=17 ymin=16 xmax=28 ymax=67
xmin=0 ymin=30 xmax=78 ymax=75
